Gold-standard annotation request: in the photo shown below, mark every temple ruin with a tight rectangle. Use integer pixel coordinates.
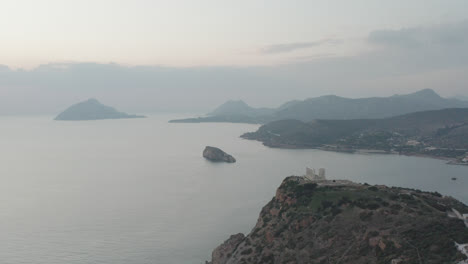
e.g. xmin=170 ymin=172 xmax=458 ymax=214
xmin=304 ymin=167 xmax=326 ymax=181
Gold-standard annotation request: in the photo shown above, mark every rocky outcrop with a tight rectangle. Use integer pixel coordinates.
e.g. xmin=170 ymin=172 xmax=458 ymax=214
xmin=208 ymin=176 xmax=468 ymax=264
xmin=203 ymin=146 xmax=236 ymax=163
xmin=209 ymin=234 xmax=245 ymax=264
xmin=55 ymin=98 xmax=145 ymax=121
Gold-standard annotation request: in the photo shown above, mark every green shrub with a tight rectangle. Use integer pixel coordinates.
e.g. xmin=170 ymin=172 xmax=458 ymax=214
xmin=360 ymin=211 xmax=373 ymax=221
xmin=321 ymin=200 xmax=333 ymax=209
xmin=241 ymin=248 xmax=253 ymax=255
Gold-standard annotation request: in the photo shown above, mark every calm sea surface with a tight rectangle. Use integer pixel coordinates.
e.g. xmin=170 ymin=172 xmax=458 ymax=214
xmin=1 ymin=115 xmax=467 ymax=264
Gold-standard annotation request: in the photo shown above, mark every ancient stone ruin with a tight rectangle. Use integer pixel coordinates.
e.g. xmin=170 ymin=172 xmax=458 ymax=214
xmin=304 ymin=167 xmax=326 ymax=181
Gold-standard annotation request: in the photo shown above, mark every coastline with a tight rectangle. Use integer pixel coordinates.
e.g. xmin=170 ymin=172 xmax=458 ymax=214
xmin=244 ymin=138 xmax=468 ymax=166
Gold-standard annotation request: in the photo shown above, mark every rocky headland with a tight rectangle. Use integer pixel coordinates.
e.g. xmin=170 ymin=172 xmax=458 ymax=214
xmin=203 ymin=146 xmax=236 ymax=163
xmin=207 ymin=176 xmax=468 ymax=264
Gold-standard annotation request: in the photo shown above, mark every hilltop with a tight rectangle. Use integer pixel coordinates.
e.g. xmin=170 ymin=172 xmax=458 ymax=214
xmin=207 ymin=176 xmax=468 ymax=264
xmin=208 ymin=100 xmax=274 ymax=117
xmin=273 ymin=89 xmax=468 ymax=121
xmin=170 ymin=100 xmax=272 ymax=124
xmin=55 ymin=99 xmax=146 ymax=121
xmin=170 ymin=89 xmax=468 ymax=124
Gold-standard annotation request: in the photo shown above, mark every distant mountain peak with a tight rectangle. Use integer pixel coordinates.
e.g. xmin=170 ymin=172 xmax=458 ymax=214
xmin=85 ymin=98 xmax=100 ymax=104
xmin=417 ymin=88 xmax=437 ymax=93
xmin=208 ymin=99 xmax=275 ymax=117
xmin=223 ymin=100 xmax=250 ymax=106
xmin=317 ymin=94 xmax=346 ymax=101
xmin=407 ymin=88 xmax=441 ymax=98
xmin=208 ymin=100 xmax=253 ymax=116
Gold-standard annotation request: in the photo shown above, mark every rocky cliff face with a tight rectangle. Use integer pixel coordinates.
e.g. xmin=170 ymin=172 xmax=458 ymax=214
xmin=203 ymin=146 xmax=236 ymax=163
xmin=208 ymin=177 xmax=468 ymax=264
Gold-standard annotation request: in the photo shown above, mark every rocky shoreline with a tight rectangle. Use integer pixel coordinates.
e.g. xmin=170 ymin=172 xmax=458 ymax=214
xmin=242 ymin=137 xmax=468 ymax=166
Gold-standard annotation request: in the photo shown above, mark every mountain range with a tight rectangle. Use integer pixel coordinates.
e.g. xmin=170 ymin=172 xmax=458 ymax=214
xmin=170 ymin=89 xmax=468 ymax=124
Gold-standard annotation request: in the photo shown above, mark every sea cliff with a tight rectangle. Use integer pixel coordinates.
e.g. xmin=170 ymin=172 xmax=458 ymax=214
xmin=208 ymin=176 xmax=468 ymax=264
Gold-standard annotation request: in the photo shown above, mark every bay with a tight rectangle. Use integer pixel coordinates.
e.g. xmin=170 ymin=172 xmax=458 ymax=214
xmin=0 ymin=115 xmax=466 ymax=264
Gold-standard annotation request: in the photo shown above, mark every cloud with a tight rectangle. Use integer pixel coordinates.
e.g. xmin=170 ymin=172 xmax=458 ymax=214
xmin=368 ymin=20 xmax=468 ymax=48
xmin=363 ymin=20 xmax=468 ymax=74
xmin=261 ymin=38 xmax=342 ymax=54
xmin=1 ymin=21 xmax=468 ymax=115
xmin=0 ymin=63 xmax=304 ymax=115
xmin=292 ymin=53 xmax=337 ymax=61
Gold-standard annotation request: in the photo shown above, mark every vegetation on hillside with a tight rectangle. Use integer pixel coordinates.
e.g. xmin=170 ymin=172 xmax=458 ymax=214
xmin=208 ymin=177 xmax=468 ymax=264
xmin=242 ymin=108 xmax=468 ymax=162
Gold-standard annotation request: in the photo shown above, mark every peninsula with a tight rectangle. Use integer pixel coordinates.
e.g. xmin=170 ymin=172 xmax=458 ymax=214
xmin=207 ymin=173 xmax=468 ymax=263
xmin=241 ymin=108 xmax=468 ymax=164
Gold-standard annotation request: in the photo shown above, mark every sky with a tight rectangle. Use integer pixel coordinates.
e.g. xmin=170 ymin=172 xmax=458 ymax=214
xmin=1 ymin=0 xmax=468 ymax=114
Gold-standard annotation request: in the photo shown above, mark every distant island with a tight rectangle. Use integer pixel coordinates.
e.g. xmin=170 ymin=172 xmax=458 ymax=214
xmin=207 ymin=174 xmax=468 ymax=263
xmin=55 ymin=99 xmax=146 ymax=121
xmin=170 ymin=89 xmax=468 ymax=124
xmin=241 ymin=108 xmax=468 ymax=164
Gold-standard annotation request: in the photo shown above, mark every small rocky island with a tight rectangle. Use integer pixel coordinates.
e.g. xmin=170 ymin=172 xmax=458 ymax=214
xmin=207 ymin=171 xmax=468 ymax=264
xmin=203 ymin=146 xmax=236 ymax=163
xmin=55 ymin=98 xmax=145 ymax=121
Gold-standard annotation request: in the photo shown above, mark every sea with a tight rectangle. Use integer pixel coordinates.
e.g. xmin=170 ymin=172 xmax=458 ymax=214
xmin=1 ymin=114 xmax=467 ymax=264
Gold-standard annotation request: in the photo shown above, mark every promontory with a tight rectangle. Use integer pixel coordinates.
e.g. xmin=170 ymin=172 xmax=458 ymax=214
xmin=207 ymin=175 xmax=468 ymax=263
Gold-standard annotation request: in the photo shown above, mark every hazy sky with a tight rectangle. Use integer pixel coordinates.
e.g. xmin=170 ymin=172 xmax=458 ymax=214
xmin=1 ymin=0 xmax=468 ymax=114
xmin=2 ymin=0 xmax=468 ymax=68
